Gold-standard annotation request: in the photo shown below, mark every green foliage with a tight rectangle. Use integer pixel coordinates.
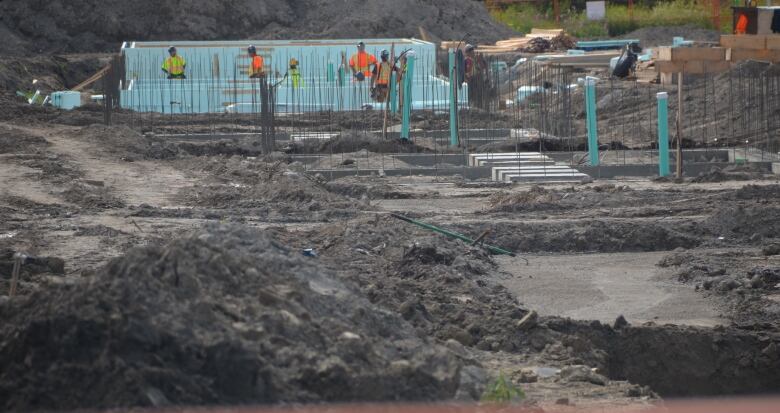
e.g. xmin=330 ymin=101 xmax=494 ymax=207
xmin=490 ymin=0 xmax=733 ymax=39
xmin=480 ymin=373 xmax=525 ymax=404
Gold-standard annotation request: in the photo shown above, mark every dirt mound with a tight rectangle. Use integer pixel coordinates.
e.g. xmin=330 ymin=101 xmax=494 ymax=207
xmin=0 ymin=125 xmax=48 ymax=154
xmin=183 ymin=157 xmax=359 ymax=212
xmin=0 ymin=224 xmax=469 ymax=411
xmin=619 ymin=25 xmax=720 ymax=48
xmin=487 ymin=186 xmax=562 ymax=212
xmin=292 ymin=132 xmax=431 ymax=155
xmin=700 ymin=206 xmax=780 ymax=242
xmin=76 ymin=125 xmax=179 ymax=160
xmin=286 ymin=216 xmax=534 ymax=353
xmin=0 ymin=0 xmax=514 ymax=55
xmin=690 ymin=164 xmax=771 ymax=183
xmin=61 ymin=183 xmax=126 ymax=209
xmin=325 ymin=178 xmax=415 ymax=200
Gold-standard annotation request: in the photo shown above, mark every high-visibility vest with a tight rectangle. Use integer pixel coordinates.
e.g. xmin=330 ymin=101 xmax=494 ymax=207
xmin=162 ymin=55 xmax=186 ymax=75
xmin=290 ymin=67 xmax=303 ymax=88
xmin=735 ymin=13 xmax=749 ymax=35
xmin=376 ymin=61 xmax=393 ymax=85
xmin=349 ymin=52 xmax=377 ymax=77
xmin=250 ymin=55 xmax=264 ymax=76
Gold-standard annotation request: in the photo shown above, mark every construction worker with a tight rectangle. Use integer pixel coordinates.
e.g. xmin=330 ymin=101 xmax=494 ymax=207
xmin=162 ymin=46 xmax=186 ymax=79
xmin=289 ymin=58 xmax=303 ymax=88
xmin=371 ymin=50 xmax=395 ymax=102
xmin=349 ymin=41 xmax=377 ymax=81
xmin=248 ymin=45 xmax=265 ymax=78
xmin=463 ymin=44 xmax=490 ymax=109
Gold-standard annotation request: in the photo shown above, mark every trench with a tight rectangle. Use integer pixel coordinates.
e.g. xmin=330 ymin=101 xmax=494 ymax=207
xmin=544 ymin=319 xmax=780 ymax=397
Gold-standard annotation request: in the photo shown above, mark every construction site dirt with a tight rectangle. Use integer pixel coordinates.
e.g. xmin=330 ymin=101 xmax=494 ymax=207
xmin=2 ymin=4 xmax=780 ymax=412
xmin=1 ymin=108 xmax=779 ymax=411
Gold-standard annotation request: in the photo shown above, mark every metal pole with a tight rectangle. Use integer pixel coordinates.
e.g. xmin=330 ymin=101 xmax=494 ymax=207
xmin=657 ymin=92 xmax=670 ymax=177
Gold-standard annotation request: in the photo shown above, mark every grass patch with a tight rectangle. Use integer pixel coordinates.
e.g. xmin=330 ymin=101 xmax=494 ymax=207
xmin=481 ymin=373 xmax=525 ymax=404
xmin=490 ymin=0 xmax=733 ymax=38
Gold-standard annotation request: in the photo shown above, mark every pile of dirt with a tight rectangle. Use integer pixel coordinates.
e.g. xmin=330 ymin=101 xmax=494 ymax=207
xmin=61 ymin=183 xmax=126 ymax=209
xmin=182 ymin=157 xmax=359 ymax=213
xmin=290 ymin=132 xmax=431 ymax=155
xmin=0 ymin=224 xmax=472 ymax=411
xmin=76 ymin=125 xmax=179 ymax=160
xmin=0 ymin=0 xmax=514 ymax=55
xmin=450 ymin=218 xmax=700 ymax=253
xmin=487 ymin=186 xmax=562 ymax=212
xmin=690 ymin=164 xmax=772 ymax=183
xmin=618 ymin=25 xmax=720 ymax=48
xmin=0 ymin=125 xmax=48 ymax=154
xmin=699 ymin=205 xmax=780 ymax=243
xmin=325 ymin=177 xmax=416 ymax=200
xmin=284 ymin=216 xmax=539 ymax=354
xmin=657 ymin=249 xmax=780 ymax=328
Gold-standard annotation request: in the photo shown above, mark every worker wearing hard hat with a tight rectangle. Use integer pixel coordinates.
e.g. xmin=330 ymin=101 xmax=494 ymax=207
xmin=248 ymin=45 xmax=265 ymax=78
xmin=162 ymin=46 xmax=186 ymax=79
xmin=289 ymin=57 xmax=303 ymax=88
xmin=371 ymin=49 xmax=396 ymax=102
xmin=349 ymin=41 xmax=377 ymax=81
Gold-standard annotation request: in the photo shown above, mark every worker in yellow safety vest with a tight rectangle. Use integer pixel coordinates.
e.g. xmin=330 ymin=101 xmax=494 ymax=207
xmin=248 ymin=45 xmax=265 ymax=78
xmin=349 ymin=41 xmax=377 ymax=81
xmin=162 ymin=46 xmax=186 ymax=79
xmin=289 ymin=58 xmax=303 ymax=88
xmin=371 ymin=50 xmax=396 ymax=102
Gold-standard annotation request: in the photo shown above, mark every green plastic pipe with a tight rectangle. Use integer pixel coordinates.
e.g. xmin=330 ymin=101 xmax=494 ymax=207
xmin=657 ymin=92 xmax=670 ymax=177
xmin=390 ymin=213 xmax=516 ymax=256
xmin=585 ymin=76 xmax=599 ymax=166
xmin=400 ymin=54 xmax=415 ymax=140
xmin=338 ymin=65 xmax=345 ymax=87
xmin=389 ymin=71 xmax=398 ymax=113
xmin=449 ymin=49 xmax=459 ymax=147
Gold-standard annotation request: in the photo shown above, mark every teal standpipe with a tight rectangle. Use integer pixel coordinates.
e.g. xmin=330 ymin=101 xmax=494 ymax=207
xmin=448 ymin=49 xmax=459 ymax=147
xmin=389 ymin=71 xmax=398 ymax=113
xmin=400 ymin=53 xmax=416 ymax=140
xmin=327 ymin=62 xmax=335 ymax=82
xmin=656 ymin=92 xmax=670 ymax=177
xmin=584 ymin=76 xmax=600 ymax=166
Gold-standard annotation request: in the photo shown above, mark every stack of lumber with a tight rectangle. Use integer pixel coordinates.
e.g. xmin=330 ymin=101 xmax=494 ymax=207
xmin=441 ymin=29 xmax=566 ymax=55
xmin=653 ymin=35 xmax=780 ymax=84
xmin=720 ymin=35 xmax=780 ymax=62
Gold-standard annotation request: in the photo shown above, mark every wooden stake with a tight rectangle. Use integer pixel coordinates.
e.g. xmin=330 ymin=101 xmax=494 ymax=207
xmin=676 ymin=72 xmax=684 ymax=178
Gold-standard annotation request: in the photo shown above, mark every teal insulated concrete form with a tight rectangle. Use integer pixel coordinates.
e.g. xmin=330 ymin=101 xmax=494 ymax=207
xmin=119 ymin=39 xmax=466 ymax=114
xmin=584 ymin=76 xmax=599 ymax=166
xmin=51 ymin=91 xmax=82 ymax=110
xmin=656 ymin=92 xmax=670 ymax=177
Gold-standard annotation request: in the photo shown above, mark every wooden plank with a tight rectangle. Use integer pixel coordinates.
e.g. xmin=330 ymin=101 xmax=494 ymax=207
xmin=767 ymin=35 xmax=780 ymax=50
xmin=656 ymin=60 xmax=730 ymax=74
xmin=729 ymin=48 xmax=780 ymax=62
xmin=720 ymin=34 xmax=767 ymax=50
xmin=657 ymin=46 xmax=727 ymax=62
xmin=530 ymin=28 xmax=563 ymax=36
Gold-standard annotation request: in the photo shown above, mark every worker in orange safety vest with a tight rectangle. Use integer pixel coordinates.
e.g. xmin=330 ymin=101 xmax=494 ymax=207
xmin=248 ymin=45 xmax=265 ymax=78
xmin=371 ymin=49 xmax=396 ymax=102
xmin=349 ymin=41 xmax=377 ymax=82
